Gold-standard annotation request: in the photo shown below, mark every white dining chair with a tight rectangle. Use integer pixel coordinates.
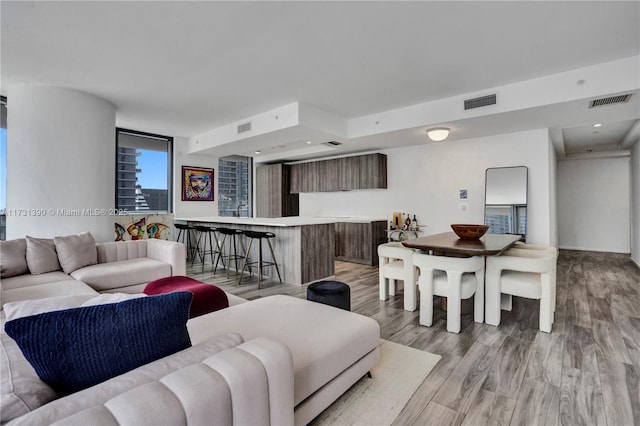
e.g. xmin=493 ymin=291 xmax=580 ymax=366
xmin=485 ymin=248 xmax=558 ymax=333
xmin=412 ymin=252 xmax=484 ymax=334
xmin=504 ymin=243 xmax=558 ymax=317
xmin=377 ymin=242 xmax=418 ymax=311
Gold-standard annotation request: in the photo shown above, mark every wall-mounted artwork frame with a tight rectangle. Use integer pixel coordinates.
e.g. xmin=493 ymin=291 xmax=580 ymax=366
xmin=181 ymin=166 xmax=214 ymax=201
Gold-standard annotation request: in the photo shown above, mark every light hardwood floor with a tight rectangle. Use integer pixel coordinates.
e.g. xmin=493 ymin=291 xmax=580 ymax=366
xmin=187 ymin=250 xmax=640 ymax=426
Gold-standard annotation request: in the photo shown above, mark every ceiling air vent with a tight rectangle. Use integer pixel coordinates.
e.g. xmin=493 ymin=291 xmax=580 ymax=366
xmin=237 ymin=122 xmax=252 ymax=133
xmin=464 ymin=94 xmax=497 ymax=110
xmin=589 ymin=94 xmax=631 ymax=108
xmin=321 ymin=141 xmax=342 ymax=147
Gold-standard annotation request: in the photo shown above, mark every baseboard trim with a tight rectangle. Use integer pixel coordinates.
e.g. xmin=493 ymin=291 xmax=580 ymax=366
xmin=558 ymin=246 xmax=631 ymax=255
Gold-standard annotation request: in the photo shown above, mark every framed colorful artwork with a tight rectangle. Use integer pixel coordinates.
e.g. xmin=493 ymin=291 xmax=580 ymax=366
xmin=181 ymin=166 xmax=214 ymax=201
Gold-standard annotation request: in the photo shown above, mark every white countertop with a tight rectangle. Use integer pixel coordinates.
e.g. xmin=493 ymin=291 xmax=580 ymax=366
xmin=173 ymin=216 xmax=387 ymax=227
xmin=174 ymin=216 xmax=337 ymax=227
xmin=314 ymin=216 xmax=387 ymax=223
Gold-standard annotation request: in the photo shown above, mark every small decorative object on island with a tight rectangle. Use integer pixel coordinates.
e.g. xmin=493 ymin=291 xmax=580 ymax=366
xmin=451 ymin=224 xmax=489 ymax=240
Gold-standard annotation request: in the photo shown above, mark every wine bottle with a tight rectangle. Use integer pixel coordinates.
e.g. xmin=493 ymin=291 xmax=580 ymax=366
xmin=410 ymin=215 xmax=417 ymax=231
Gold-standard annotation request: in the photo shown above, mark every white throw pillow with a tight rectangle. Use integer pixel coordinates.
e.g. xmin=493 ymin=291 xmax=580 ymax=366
xmin=3 ymin=293 xmax=145 ymax=321
xmin=54 ymin=232 xmax=98 ymax=274
xmin=3 ymin=295 xmax=95 ymax=321
xmin=25 ymin=237 xmax=61 ymax=275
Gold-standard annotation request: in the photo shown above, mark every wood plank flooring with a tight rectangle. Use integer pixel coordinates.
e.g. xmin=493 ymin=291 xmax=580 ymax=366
xmin=187 ymin=249 xmax=640 ymax=426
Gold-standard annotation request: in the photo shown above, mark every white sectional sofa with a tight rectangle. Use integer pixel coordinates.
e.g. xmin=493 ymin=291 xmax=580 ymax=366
xmin=1 ymin=237 xmax=187 ymax=305
xmin=0 ymin=233 xmax=381 ymax=425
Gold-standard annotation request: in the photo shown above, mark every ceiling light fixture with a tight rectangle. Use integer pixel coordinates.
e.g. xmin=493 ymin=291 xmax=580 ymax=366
xmin=593 ymin=123 xmax=602 ymax=127
xmin=306 ymin=141 xmax=312 ymax=144
xmin=254 ymin=150 xmax=261 ymax=155
xmin=426 ymin=127 xmax=450 ymax=141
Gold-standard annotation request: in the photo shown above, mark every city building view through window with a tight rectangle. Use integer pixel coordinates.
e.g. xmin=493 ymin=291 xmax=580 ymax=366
xmin=116 ymin=129 xmax=172 ymax=213
xmin=218 ymin=155 xmax=252 ymax=217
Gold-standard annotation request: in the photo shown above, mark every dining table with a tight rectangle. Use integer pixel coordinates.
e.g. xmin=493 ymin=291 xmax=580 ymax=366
xmin=401 ymin=232 xmax=522 ymax=255
xmin=402 ymin=232 xmax=522 ymax=313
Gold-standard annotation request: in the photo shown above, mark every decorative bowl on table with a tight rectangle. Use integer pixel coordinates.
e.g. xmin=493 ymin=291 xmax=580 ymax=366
xmin=451 ymin=224 xmax=489 ymax=240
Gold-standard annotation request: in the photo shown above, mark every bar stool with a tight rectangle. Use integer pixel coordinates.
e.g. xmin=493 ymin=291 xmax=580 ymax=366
xmin=238 ymin=230 xmax=282 ymax=288
xmin=175 ymin=223 xmax=195 ymax=261
xmin=191 ymin=225 xmax=225 ymax=271
xmin=214 ymin=227 xmax=248 ymax=278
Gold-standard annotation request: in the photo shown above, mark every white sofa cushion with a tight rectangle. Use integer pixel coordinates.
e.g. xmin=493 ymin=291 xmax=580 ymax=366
xmin=45 ymin=337 xmax=295 ymax=426
xmin=25 ymin=237 xmax=61 ymax=275
xmin=0 ymin=332 xmax=59 ymax=424
xmin=53 ymin=232 xmax=98 ymax=274
xmin=0 ymin=272 xmax=72 ymax=290
xmin=187 ymin=295 xmax=380 ymax=406
xmin=1 ymin=280 xmax=98 ymax=306
xmin=0 ymin=239 xmax=29 ymax=278
xmin=71 ymin=258 xmax=171 ymax=291
xmin=8 ymin=333 xmax=245 ymax=426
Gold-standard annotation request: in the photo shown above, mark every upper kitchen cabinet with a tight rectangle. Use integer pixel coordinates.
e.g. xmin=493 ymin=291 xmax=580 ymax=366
xmin=256 ymin=163 xmax=299 ymax=217
xmin=289 ymin=153 xmax=387 ymax=193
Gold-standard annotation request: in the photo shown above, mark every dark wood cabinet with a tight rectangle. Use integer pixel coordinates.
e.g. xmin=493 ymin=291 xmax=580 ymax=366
xmin=289 ymin=153 xmax=387 ymax=193
xmin=256 ymin=164 xmax=299 ymax=218
xmin=335 ymin=220 xmax=387 ymax=265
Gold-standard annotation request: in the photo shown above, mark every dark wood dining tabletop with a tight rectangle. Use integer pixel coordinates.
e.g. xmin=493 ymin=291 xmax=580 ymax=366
xmin=402 ymin=232 xmax=522 ymax=256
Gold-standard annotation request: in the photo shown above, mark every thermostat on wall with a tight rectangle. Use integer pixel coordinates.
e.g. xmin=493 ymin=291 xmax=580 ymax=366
xmin=459 ymin=189 xmax=468 ymax=200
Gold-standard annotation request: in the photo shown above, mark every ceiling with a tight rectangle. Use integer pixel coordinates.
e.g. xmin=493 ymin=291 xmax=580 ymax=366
xmin=2 ymin=1 xmax=639 ymax=161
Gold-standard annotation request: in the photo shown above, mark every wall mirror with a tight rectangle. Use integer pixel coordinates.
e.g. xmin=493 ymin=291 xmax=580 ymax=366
xmin=484 ymin=166 xmax=528 ymax=239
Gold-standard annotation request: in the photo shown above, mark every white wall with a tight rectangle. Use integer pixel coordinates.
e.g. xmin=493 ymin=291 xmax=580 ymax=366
xmin=173 ymin=137 xmax=219 ymax=217
xmin=557 ymin=156 xmax=631 ymax=253
xmin=6 ymin=86 xmax=116 ymax=242
xmin=631 ymin=142 xmax=640 ymax=265
xmin=299 ymin=128 xmax=554 ymax=245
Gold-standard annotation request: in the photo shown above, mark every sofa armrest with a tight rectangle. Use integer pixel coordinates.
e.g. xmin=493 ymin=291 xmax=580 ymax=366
xmin=145 ymin=239 xmax=186 ymax=277
xmin=48 ymin=337 xmax=294 ymax=426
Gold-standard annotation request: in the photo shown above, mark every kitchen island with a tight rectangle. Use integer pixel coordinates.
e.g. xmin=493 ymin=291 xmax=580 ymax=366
xmin=174 ymin=216 xmax=335 ymax=285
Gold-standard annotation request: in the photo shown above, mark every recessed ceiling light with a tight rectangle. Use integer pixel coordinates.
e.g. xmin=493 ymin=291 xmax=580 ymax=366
xmin=306 ymin=141 xmax=312 ymax=144
xmin=593 ymin=123 xmax=602 ymax=127
xmin=254 ymin=150 xmax=261 ymax=155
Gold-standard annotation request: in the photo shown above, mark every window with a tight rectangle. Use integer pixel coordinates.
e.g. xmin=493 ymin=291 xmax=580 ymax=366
xmin=218 ymin=155 xmax=252 ymax=217
xmin=116 ymin=128 xmax=172 ymax=213
xmin=1 ymin=96 xmax=6 ymax=240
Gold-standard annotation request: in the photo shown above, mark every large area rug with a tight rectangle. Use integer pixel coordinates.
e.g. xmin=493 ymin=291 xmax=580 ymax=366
xmin=310 ymin=340 xmax=441 ymax=426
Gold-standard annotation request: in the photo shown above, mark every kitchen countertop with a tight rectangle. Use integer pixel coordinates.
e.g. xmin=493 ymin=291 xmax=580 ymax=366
xmin=174 ymin=216 xmax=337 ymax=227
xmin=314 ymin=216 xmax=387 ymax=223
xmin=174 ymin=216 xmax=387 ymax=227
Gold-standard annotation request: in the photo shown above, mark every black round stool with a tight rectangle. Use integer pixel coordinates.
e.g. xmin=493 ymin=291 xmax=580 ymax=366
xmin=214 ymin=227 xmax=248 ymax=278
xmin=307 ymin=280 xmax=351 ymax=311
xmin=238 ymin=230 xmax=282 ymax=288
xmin=175 ymin=223 xmax=195 ymax=261
xmin=191 ymin=225 xmax=225 ymax=271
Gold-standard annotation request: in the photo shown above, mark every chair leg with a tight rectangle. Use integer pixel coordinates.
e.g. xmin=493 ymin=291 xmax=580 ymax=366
xmin=418 ymin=271 xmax=434 ymax=327
xmin=191 ymin=231 xmax=203 ymax=267
xmin=266 ymin=238 xmax=282 ymax=283
xmin=238 ymin=238 xmax=254 ymax=285
xmin=403 ymin=264 xmax=417 ymax=312
xmin=446 ymin=271 xmax=462 ymax=333
xmin=539 ymin=273 xmax=553 ymax=333
xmin=473 ymin=269 xmax=484 ymax=324
xmin=379 ymin=258 xmax=389 ymax=301
xmin=485 ymin=263 xmax=502 ymax=327
xmin=389 ymin=279 xmax=397 ymax=296
xmin=214 ymin=235 xmax=227 ymax=274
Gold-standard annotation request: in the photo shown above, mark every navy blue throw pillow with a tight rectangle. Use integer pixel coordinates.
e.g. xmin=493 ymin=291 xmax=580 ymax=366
xmin=4 ymin=292 xmax=192 ymax=394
